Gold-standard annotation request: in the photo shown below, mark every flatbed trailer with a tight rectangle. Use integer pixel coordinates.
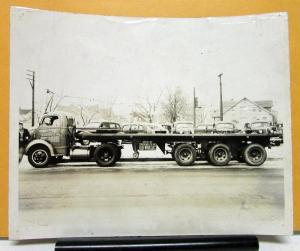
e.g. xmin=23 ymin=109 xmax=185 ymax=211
xmin=75 ymin=132 xmax=278 ymax=167
xmin=23 ymin=113 xmax=281 ymax=168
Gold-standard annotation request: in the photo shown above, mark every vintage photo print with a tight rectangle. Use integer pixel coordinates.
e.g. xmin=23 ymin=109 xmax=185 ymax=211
xmin=10 ymin=7 xmax=292 ymax=239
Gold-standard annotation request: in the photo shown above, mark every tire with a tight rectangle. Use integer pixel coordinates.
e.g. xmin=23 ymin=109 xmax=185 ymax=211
xmin=94 ymin=144 xmax=117 ymax=167
xmin=174 ymin=144 xmax=196 ymax=166
xmin=243 ymin=144 xmax=267 ymax=166
xmin=208 ymin=143 xmax=231 ymax=166
xmin=28 ymin=145 xmax=51 ymax=168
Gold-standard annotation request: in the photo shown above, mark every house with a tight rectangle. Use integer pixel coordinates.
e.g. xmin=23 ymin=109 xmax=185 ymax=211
xmin=222 ymin=97 xmax=276 ymax=127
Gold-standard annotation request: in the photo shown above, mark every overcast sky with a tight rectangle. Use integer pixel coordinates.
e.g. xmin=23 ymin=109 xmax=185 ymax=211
xmin=11 ymin=8 xmax=290 ymax=119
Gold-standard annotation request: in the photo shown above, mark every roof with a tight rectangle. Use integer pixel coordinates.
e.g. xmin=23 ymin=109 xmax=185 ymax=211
xmin=255 ymin=100 xmax=273 ymax=108
xmin=223 ymin=99 xmax=273 ymax=111
xmin=223 ymin=97 xmax=275 ymax=116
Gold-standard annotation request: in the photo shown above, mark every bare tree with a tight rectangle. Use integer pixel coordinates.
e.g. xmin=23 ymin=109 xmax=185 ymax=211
xmin=131 ymin=93 xmax=162 ymax=123
xmin=102 ymin=98 xmax=116 ymax=121
xmin=162 ymin=87 xmax=188 ymax=123
xmin=79 ymin=104 xmax=99 ymax=126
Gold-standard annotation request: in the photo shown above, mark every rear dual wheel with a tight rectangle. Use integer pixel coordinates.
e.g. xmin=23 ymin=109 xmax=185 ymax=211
xmin=243 ymin=144 xmax=267 ymax=166
xmin=208 ymin=144 xmax=231 ymax=166
xmin=174 ymin=144 xmax=196 ymax=166
xmin=94 ymin=144 xmax=121 ymax=167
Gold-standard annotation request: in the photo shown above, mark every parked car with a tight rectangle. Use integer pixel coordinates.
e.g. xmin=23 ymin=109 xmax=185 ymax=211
xmin=161 ymin=123 xmax=172 ymax=133
xmin=83 ymin=121 xmax=121 ymax=133
xmin=245 ymin=121 xmax=275 ymax=134
xmin=173 ymin=121 xmax=194 ymax=134
xmin=122 ymin=123 xmax=168 ymax=134
xmin=146 ymin=123 xmax=169 ymax=134
xmin=214 ymin=122 xmax=240 ymax=134
xmin=245 ymin=121 xmax=283 ymax=145
xmin=272 ymin=122 xmax=284 ymax=145
xmin=194 ymin=124 xmax=214 ymax=134
xmin=122 ymin=123 xmax=152 ymax=134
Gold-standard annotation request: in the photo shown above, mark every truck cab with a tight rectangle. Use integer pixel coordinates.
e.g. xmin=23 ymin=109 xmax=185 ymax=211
xmin=25 ymin=113 xmax=75 ymax=167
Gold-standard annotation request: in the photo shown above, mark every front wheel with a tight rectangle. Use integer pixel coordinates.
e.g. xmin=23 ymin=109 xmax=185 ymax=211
xmin=28 ymin=146 xmax=51 ymax=168
xmin=174 ymin=144 xmax=196 ymax=166
xmin=94 ymin=144 xmax=117 ymax=167
xmin=243 ymin=144 xmax=267 ymax=166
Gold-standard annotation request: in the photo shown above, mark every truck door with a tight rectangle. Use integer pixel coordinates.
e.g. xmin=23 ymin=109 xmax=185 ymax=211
xmin=38 ymin=115 xmax=68 ymax=155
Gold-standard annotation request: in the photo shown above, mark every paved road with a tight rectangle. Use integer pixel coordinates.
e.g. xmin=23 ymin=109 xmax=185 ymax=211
xmin=16 ymin=155 xmax=286 ymax=238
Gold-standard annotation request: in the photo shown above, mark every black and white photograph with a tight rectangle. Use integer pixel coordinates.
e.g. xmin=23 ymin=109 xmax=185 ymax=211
xmin=9 ymin=7 xmax=292 ymax=239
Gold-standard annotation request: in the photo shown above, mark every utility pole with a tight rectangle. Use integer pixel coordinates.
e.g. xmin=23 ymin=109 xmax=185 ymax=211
xmin=193 ymin=87 xmax=196 ymax=126
xmin=218 ymin=73 xmax=223 ymax=121
xmin=193 ymin=87 xmax=196 ymax=127
xmin=193 ymin=87 xmax=200 ymax=127
xmin=26 ymin=70 xmax=35 ymax=126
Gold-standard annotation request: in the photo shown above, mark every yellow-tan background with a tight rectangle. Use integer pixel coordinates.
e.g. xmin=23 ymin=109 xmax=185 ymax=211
xmin=0 ymin=0 xmax=299 ymax=237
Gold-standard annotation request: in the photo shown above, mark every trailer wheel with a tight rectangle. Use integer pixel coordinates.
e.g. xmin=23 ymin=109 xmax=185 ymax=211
xmin=174 ymin=144 xmax=196 ymax=166
xmin=208 ymin=143 xmax=231 ymax=166
xmin=243 ymin=144 xmax=267 ymax=166
xmin=94 ymin=144 xmax=117 ymax=167
xmin=28 ymin=145 xmax=51 ymax=168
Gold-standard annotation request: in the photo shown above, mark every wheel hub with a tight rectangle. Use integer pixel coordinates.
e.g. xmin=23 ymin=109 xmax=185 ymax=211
xmin=214 ymin=148 xmax=227 ymax=162
xmin=32 ymin=150 xmax=48 ymax=164
xmin=179 ymin=149 xmax=192 ymax=161
xmin=249 ymin=149 xmax=262 ymax=162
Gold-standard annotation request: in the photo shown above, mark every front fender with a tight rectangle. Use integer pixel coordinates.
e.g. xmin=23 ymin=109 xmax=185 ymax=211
xmin=25 ymin=139 xmax=55 ymax=156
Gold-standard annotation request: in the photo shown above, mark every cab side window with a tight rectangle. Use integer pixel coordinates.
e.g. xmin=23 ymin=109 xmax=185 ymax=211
xmin=42 ymin=116 xmax=59 ymax=127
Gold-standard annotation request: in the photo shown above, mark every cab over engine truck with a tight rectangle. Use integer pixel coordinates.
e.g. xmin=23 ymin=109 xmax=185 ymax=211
xmin=24 ymin=113 xmax=280 ymax=168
